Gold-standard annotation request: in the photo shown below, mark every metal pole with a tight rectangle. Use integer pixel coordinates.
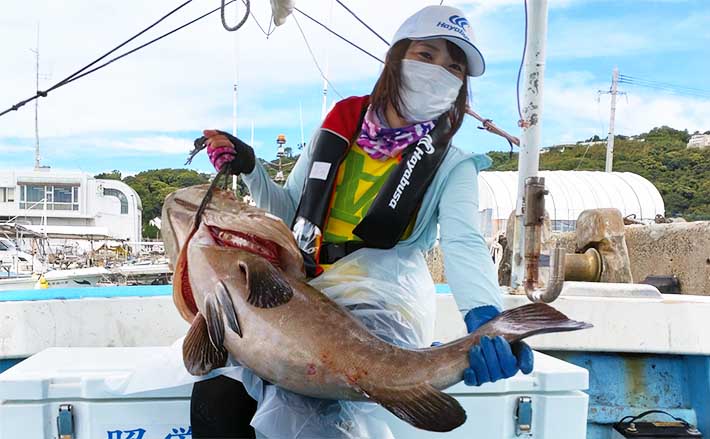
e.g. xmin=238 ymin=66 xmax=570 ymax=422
xmin=321 ymin=0 xmax=334 ymax=119
xmin=511 ymin=0 xmax=549 ymax=288
xmin=232 ymin=25 xmax=240 ymax=193
xmin=33 ymin=24 xmax=41 ymax=169
xmin=605 ymin=67 xmax=619 ymax=172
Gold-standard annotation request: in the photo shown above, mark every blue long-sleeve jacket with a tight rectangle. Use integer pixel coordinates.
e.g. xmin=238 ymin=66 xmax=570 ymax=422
xmin=242 ymin=136 xmax=502 ymax=314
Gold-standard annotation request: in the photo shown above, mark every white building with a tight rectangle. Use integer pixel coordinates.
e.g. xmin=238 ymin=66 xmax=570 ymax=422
xmin=688 ymin=134 xmax=710 ymax=149
xmin=0 ymin=168 xmax=142 ymax=243
xmin=477 ymin=170 xmax=665 ymax=237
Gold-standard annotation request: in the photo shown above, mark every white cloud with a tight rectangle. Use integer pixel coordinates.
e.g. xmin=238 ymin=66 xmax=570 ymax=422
xmin=541 ymin=71 xmax=710 ymax=143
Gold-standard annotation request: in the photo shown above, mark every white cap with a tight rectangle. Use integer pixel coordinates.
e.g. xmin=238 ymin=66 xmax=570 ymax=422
xmin=391 ymin=5 xmax=485 ymax=77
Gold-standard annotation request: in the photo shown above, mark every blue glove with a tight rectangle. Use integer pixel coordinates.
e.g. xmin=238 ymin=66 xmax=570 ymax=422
xmin=463 ymin=305 xmax=534 ymax=386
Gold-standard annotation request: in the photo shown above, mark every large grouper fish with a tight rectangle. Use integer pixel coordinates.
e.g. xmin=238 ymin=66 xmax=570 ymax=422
xmin=162 ymin=184 xmax=592 ymax=432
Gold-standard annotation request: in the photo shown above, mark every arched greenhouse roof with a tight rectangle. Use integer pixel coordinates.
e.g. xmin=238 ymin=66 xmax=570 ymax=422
xmin=478 ymin=171 xmax=665 ymax=222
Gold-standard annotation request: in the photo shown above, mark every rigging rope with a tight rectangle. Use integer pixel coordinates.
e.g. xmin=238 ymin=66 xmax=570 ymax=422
xmin=334 ymin=0 xmax=389 ymax=46
xmin=293 ymin=7 xmax=384 ymax=64
xmin=221 ymin=0 xmax=250 ymax=32
xmin=292 ymin=14 xmax=344 ymax=99
xmin=0 ymin=0 xmax=239 ymax=118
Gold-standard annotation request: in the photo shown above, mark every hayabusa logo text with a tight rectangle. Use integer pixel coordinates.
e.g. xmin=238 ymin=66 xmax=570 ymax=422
xmin=388 ymin=135 xmax=435 ymax=209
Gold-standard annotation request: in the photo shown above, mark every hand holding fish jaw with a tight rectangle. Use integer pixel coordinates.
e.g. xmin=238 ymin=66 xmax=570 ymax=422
xmin=203 ymin=129 xmax=256 ymax=175
xmin=463 ymin=305 xmax=535 ymax=386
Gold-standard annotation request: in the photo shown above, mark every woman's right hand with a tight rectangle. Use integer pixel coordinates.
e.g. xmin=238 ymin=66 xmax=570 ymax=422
xmin=203 ymin=129 xmax=256 ymax=175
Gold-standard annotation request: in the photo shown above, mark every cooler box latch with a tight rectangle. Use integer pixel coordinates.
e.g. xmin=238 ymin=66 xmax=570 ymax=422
xmin=515 ymin=396 xmax=533 ymax=436
xmin=57 ymin=404 xmax=75 ymax=439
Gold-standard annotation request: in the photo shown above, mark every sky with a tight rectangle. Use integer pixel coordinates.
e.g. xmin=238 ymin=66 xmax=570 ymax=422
xmin=1 ymin=0 xmax=709 ymax=176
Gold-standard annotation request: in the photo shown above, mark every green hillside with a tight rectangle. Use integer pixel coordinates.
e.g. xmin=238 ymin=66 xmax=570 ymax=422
xmin=487 ymin=126 xmax=710 ymax=220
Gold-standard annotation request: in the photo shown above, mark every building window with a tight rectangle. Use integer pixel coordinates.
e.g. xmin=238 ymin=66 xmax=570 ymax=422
xmin=0 ymin=188 xmax=14 ymax=203
xmin=18 ymin=184 xmax=80 ymax=210
xmin=103 ymin=188 xmax=128 ymax=214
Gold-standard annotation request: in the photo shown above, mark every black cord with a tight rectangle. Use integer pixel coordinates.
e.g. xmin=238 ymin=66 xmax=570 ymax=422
xmin=294 ymin=7 xmax=384 ymax=64
xmin=334 ymin=0 xmax=389 ymax=46
xmin=1 ymin=0 xmax=238 ymax=118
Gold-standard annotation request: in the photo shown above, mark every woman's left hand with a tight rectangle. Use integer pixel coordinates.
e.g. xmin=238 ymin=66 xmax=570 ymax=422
xmin=462 ymin=305 xmax=534 ymax=386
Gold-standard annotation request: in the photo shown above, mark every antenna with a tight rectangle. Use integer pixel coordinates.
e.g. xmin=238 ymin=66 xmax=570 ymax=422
xmin=30 ymin=24 xmax=41 ymax=169
xmin=321 ymin=0 xmax=335 ymax=119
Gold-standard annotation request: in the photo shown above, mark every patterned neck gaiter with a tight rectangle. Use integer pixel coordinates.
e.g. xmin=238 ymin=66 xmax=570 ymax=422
xmin=355 ymin=106 xmax=435 ymax=160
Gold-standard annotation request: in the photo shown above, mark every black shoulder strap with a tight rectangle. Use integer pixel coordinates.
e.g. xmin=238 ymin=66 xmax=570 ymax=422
xmin=352 ymin=115 xmax=451 ymax=248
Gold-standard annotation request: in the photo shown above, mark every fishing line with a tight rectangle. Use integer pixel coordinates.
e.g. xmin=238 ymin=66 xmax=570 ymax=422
xmin=293 ymin=14 xmax=344 ymax=99
xmin=334 ymin=0 xmax=389 ymax=46
xmin=1 ymin=0 xmax=238 ymax=118
xmin=294 ymin=7 xmax=384 ymax=64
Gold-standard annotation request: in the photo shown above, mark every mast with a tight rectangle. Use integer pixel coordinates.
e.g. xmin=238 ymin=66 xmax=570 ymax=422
xmin=511 ymin=0 xmax=549 ymax=288
xmin=32 ymin=24 xmax=41 ymax=169
xmin=320 ymin=0 xmax=334 ymax=119
xmin=232 ymin=16 xmax=240 ymax=193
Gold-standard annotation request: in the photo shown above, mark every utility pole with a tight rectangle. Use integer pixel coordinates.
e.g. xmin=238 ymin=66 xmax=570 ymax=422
xmin=605 ymin=67 xmax=619 ymax=172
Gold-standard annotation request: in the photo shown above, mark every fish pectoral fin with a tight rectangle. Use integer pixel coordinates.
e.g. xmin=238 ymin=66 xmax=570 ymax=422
xmin=359 ymin=383 xmax=466 ymax=433
xmin=238 ymin=255 xmax=293 ymax=308
xmin=216 ymin=281 xmax=242 ymax=337
xmin=182 ymin=312 xmax=228 ymax=376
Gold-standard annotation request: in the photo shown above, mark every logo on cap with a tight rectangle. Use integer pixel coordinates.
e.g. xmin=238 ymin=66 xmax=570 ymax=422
xmin=436 ymin=15 xmax=471 ymax=41
xmin=449 ymin=15 xmax=469 ymax=29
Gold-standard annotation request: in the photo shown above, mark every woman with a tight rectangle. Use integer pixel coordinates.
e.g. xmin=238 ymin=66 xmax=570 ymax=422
xmin=193 ymin=5 xmax=533 ymax=438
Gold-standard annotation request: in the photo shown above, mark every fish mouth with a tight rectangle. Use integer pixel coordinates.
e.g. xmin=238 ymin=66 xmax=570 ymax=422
xmin=208 ymin=225 xmax=281 ymax=268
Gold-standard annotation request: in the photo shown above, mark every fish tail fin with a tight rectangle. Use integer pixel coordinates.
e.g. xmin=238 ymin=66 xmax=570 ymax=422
xmin=480 ymin=303 xmax=592 ymax=343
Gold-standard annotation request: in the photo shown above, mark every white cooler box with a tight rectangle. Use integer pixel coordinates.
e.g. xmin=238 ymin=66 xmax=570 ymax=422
xmin=0 ymin=347 xmax=588 ymax=439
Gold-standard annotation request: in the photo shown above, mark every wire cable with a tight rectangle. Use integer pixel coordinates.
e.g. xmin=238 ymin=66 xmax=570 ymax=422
xmin=242 ymin=0 xmax=276 ymax=37
xmin=294 ymin=7 xmax=384 ymax=64
xmin=0 ymin=0 xmax=238 ymax=118
xmin=292 ymin=14 xmax=344 ymax=99
xmin=334 ymin=0 xmax=389 ymax=46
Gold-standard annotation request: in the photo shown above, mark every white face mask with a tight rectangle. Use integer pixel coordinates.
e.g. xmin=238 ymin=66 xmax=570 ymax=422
xmin=399 ymin=59 xmax=463 ymax=123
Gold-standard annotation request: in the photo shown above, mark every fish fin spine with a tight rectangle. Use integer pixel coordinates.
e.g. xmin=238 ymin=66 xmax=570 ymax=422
xmin=217 ymin=281 xmax=242 ymax=337
xmin=183 ymin=312 xmax=227 ymax=376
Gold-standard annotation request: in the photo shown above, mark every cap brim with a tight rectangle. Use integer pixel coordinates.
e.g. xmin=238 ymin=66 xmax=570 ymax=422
xmin=410 ymin=34 xmax=486 ymax=77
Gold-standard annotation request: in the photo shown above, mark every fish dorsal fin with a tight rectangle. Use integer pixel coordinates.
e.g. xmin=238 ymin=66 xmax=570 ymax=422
xmin=238 ymin=255 xmax=293 ymax=308
xmin=358 ymin=382 xmax=466 ymax=432
xmin=182 ymin=312 xmax=227 ymax=376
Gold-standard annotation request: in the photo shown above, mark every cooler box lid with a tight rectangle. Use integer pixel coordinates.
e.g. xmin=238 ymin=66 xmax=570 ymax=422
xmin=0 ymin=347 xmax=193 ymax=401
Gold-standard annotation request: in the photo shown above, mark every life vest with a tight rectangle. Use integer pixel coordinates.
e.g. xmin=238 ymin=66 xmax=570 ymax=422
xmin=292 ymin=95 xmax=452 ymax=277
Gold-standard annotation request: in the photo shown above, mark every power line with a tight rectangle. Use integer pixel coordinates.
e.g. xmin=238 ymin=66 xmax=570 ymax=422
xmin=292 ymin=14 xmax=344 ymax=99
xmin=0 ymin=0 xmax=238 ymax=118
xmin=293 ymin=7 xmax=384 ymax=64
xmin=618 ymin=74 xmax=710 ymax=99
xmin=334 ymin=0 xmax=389 ymax=46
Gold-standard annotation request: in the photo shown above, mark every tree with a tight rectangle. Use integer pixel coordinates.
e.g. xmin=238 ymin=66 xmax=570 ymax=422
xmin=95 ymin=170 xmax=122 ymax=180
